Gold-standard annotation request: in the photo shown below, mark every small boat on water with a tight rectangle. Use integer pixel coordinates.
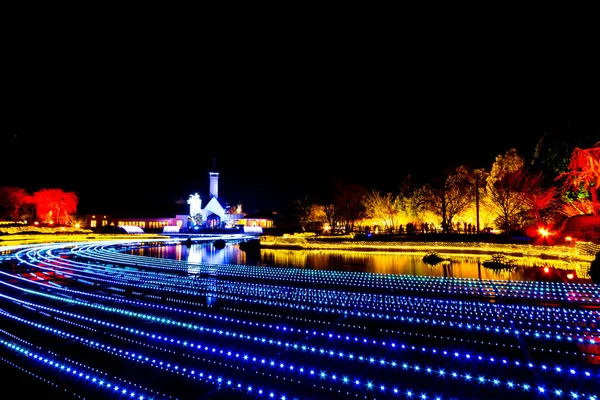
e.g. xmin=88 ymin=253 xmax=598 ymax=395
xmin=213 ymin=239 xmax=226 ymax=249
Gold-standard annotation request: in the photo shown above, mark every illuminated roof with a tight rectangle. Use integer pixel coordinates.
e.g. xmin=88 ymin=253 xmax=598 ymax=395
xmin=118 ymin=225 xmax=145 ymax=234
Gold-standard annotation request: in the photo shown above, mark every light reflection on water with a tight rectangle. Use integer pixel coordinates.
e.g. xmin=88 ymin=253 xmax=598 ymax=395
xmin=131 ymin=243 xmax=593 ymax=284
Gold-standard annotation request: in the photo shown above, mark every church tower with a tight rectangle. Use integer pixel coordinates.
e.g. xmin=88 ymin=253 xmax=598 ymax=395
xmin=209 ymin=172 xmax=219 ymax=199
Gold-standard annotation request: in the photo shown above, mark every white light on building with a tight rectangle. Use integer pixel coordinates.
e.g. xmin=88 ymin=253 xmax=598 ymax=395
xmin=187 ymin=193 xmax=202 ymax=217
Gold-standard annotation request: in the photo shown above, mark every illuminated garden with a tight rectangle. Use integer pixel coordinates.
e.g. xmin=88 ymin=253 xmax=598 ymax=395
xmin=0 ymin=235 xmax=598 ymax=400
xmin=5 ymin=28 xmax=600 ymax=400
xmin=1 ymin=141 xmax=599 ymax=399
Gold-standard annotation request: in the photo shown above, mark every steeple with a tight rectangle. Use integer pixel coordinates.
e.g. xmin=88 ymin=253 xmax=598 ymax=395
xmin=209 ymin=156 xmax=219 ymax=199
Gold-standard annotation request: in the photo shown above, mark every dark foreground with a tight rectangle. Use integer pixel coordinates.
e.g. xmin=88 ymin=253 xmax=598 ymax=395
xmin=1 ymin=240 xmax=598 ymax=400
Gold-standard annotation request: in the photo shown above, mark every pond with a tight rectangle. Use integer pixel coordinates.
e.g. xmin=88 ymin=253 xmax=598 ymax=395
xmin=128 ymin=241 xmax=595 ymax=284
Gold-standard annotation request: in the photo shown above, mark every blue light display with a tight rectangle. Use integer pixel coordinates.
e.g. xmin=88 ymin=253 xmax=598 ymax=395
xmin=0 ymin=239 xmax=597 ymax=399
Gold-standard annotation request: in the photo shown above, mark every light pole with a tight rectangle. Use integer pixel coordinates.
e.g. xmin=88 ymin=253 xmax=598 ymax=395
xmin=475 ymin=174 xmax=480 ymax=234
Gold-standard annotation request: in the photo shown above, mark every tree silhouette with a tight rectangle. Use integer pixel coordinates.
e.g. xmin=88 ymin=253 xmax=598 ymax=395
xmin=556 ymin=143 xmax=600 ymax=216
xmin=292 ymin=196 xmax=313 ymax=232
xmin=0 ymin=186 xmax=31 ymax=221
xmin=420 ymin=166 xmax=475 ymax=233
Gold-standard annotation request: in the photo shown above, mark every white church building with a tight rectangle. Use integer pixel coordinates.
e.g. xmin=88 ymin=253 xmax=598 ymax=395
xmin=185 ymin=171 xmax=245 ymax=230
xmin=87 ymin=168 xmax=271 ymax=234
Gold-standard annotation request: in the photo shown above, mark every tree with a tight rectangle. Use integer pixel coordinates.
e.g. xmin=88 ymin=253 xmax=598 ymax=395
xmin=397 ymin=174 xmax=428 ymax=223
xmin=292 ymin=196 xmax=314 ymax=232
xmin=0 ymin=186 xmax=31 ymax=221
xmin=321 ymin=203 xmax=345 ymax=234
xmin=486 ymin=149 xmax=545 ymax=233
xmin=291 ymin=197 xmax=328 ymax=232
xmin=556 ymin=143 xmax=600 ymax=216
xmin=361 ymin=190 xmax=403 ymax=234
xmin=531 ymin=127 xmax=599 ymax=179
xmin=419 ymin=165 xmax=475 ymax=233
xmin=335 ymin=183 xmax=368 ymax=233
xmin=31 ymin=188 xmax=79 ymax=225
xmin=523 ymin=185 xmax=561 ymax=226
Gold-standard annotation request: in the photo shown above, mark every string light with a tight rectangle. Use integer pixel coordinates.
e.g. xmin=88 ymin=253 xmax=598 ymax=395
xmin=0 ymin=239 xmax=597 ymax=400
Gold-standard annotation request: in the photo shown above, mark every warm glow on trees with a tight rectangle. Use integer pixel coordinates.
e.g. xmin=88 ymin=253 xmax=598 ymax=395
xmin=292 ymin=197 xmax=326 ymax=232
xmin=486 ymin=149 xmax=547 ymax=233
xmin=361 ymin=190 xmax=404 ymax=233
xmin=31 ymin=188 xmax=79 ymax=225
xmin=556 ymin=143 xmax=600 ymax=216
xmin=523 ymin=185 xmax=561 ymax=226
xmin=0 ymin=186 xmax=79 ymax=224
xmin=321 ymin=203 xmax=344 ymax=233
xmin=455 ymin=199 xmax=497 ymax=232
xmin=488 ymin=148 xmax=523 ymax=183
xmin=419 ymin=166 xmax=475 ymax=233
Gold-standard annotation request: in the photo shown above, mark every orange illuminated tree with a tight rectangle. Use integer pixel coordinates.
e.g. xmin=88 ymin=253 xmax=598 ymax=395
xmin=361 ymin=190 xmax=403 ymax=234
xmin=556 ymin=143 xmax=600 ymax=216
xmin=486 ymin=149 xmax=548 ymax=233
xmin=418 ymin=165 xmax=475 ymax=233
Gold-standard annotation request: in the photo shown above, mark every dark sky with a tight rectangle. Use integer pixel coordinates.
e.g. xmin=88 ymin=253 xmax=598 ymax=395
xmin=3 ymin=27 xmax=599 ymax=217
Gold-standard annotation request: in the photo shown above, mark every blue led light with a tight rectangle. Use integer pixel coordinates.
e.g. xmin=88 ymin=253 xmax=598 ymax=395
xmin=0 ymin=240 xmax=597 ymax=400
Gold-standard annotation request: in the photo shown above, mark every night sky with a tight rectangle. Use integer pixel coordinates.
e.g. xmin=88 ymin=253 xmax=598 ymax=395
xmin=3 ymin=29 xmax=599 ymax=217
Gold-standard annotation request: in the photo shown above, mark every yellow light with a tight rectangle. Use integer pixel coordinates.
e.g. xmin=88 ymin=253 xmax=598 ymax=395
xmin=544 ymin=266 xmax=549 ymax=273
xmin=567 ymin=273 xmax=574 ymax=279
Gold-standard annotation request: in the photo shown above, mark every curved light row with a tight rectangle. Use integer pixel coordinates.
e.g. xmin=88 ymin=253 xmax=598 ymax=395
xmin=5 ymin=256 xmax=598 ymax=364
xmin=1 ymin=240 xmax=598 ymax=400
xmin=12 ymin=250 xmax=594 ymax=356
xmin=3 ymin=291 xmax=596 ymax=386
xmin=2 ymin=265 xmax=598 ymax=389
xmin=22 ymin=244 xmax=600 ymax=330
xmin=71 ymin=243 xmax=600 ymax=303
xmin=0 ymin=337 xmax=171 ymax=399
xmin=1 ymin=289 xmax=596 ymax=400
xmin=8 ymin=245 xmax=600 ymax=364
xmin=22 ymin=247 xmax=599 ymax=337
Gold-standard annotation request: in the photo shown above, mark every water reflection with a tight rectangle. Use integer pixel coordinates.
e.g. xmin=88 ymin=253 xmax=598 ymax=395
xmin=261 ymin=249 xmax=523 ymax=280
xmin=129 ymin=243 xmax=593 ymax=284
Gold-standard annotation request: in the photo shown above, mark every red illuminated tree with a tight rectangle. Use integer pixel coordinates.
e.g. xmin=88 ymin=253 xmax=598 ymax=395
xmin=522 ymin=185 xmax=561 ymax=226
xmin=556 ymin=143 xmax=600 ymax=216
xmin=0 ymin=186 xmax=33 ymax=221
xmin=31 ymin=188 xmax=79 ymax=225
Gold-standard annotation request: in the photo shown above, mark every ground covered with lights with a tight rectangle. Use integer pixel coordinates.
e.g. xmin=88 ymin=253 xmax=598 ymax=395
xmin=0 ymin=239 xmax=598 ymax=400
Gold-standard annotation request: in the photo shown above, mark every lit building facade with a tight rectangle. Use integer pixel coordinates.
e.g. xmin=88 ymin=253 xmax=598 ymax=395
xmin=83 ymin=168 xmax=274 ymax=233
